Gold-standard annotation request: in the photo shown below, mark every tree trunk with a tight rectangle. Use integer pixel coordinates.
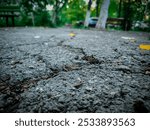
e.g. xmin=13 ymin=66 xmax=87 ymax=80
xmin=52 ymin=9 xmax=57 ymax=25
xmin=84 ymin=0 xmax=92 ymax=27
xmin=96 ymin=0 xmax=100 ymax=17
xmin=51 ymin=0 xmax=68 ymax=26
xmin=52 ymin=0 xmax=58 ymax=25
xmin=96 ymin=0 xmax=110 ymax=29
xmin=143 ymin=1 xmax=150 ymax=20
xmin=118 ymin=0 xmax=122 ymax=18
xmin=123 ymin=0 xmax=131 ymax=31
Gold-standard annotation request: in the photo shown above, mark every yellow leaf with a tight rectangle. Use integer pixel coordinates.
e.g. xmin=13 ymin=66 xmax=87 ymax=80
xmin=69 ymin=33 xmax=76 ymax=37
xmin=139 ymin=44 xmax=150 ymax=50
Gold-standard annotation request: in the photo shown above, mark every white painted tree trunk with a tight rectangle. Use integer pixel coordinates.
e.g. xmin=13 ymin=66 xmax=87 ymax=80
xmin=84 ymin=0 xmax=92 ymax=27
xmin=84 ymin=10 xmax=91 ymax=27
xmin=52 ymin=10 xmax=57 ymax=25
xmin=96 ymin=0 xmax=110 ymax=29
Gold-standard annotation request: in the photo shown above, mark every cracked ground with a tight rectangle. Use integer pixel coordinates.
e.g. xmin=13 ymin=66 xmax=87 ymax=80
xmin=0 ymin=27 xmax=150 ymax=113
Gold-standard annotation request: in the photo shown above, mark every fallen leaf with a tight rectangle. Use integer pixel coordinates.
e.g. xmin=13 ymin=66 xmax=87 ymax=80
xmin=69 ymin=33 xmax=76 ymax=37
xmin=139 ymin=44 xmax=150 ymax=50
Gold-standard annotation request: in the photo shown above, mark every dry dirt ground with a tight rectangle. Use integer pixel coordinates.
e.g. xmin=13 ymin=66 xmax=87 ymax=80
xmin=0 ymin=27 xmax=150 ymax=113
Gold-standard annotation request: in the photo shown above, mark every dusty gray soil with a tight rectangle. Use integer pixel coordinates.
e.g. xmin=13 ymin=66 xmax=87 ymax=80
xmin=0 ymin=27 xmax=150 ymax=113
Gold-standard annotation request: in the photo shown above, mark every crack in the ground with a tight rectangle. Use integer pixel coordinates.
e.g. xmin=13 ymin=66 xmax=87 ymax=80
xmin=60 ymin=44 xmax=102 ymax=64
xmin=0 ymin=67 xmax=60 ymax=112
xmin=1 ymin=38 xmax=149 ymax=112
xmin=0 ymin=79 xmax=21 ymax=112
xmin=0 ymin=46 xmax=102 ymax=112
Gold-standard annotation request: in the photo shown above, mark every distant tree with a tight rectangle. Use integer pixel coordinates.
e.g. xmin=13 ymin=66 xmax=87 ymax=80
xmin=118 ymin=0 xmax=122 ymax=18
xmin=122 ymin=0 xmax=131 ymax=30
xmin=84 ymin=0 xmax=92 ymax=27
xmin=60 ymin=0 xmax=86 ymax=24
xmin=21 ymin=0 xmax=47 ymax=13
xmin=145 ymin=0 xmax=150 ymax=19
xmin=0 ymin=0 xmax=20 ymax=5
xmin=20 ymin=0 xmax=50 ymax=26
xmin=96 ymin=0 xmax=101 ymax=17
xmin=122 ymin=0 xmax=150 ymax=30
xmin=20 ymin=0 xmax=68 ymax=26
xmin=96 ymin=0 xmax=110 ymax=29
xmin=47 ymin=0 xmax=68 ymax=25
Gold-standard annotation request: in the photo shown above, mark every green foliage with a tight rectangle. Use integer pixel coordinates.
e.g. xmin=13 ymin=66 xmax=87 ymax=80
xmin=90 ymin=0 xmax=118 ymax=18
xmin=122 ymin=0 xmax=150 ymax=31
xmin=19 ymin=14 xmax=32 ymax=26
xmin=0 ymin=5 xmax=20 ymax=12
xmin=19 ymin=0 xmax=54 ymax=27
xmin=108 ymin=0 xmax=118 ymax=18
xmin=59 ymin=0 xmax=86 ymax=25
xmin=20 ymin=0 xmax=47 ymax=13
xmin=0 ymin=19 xmax=6 ymax=27
xmin=34 ymin=11 xmax=53 ymax=27
xmin=0 ymin=0 xmax=149 ymax=31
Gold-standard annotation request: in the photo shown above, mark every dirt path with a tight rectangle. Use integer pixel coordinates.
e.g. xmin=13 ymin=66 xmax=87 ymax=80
xmin=0 ymin=27 xmax=150 ymax=112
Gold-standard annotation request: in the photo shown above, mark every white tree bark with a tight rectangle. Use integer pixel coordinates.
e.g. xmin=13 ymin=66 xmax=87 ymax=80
xmin=96 ymin=0 xmax=110 ymax=29
xmin=52 ymin=9 xmax=57 ymax=25
xmin=84 ymin=0 xmax=92 ymax=27
xmin=84 ymin=10 xmax=91 ymax=27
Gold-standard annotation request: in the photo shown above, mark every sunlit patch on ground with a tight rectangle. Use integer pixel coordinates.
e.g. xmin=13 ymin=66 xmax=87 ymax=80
xmin=139 ymin=44 xmax=150 ymax=50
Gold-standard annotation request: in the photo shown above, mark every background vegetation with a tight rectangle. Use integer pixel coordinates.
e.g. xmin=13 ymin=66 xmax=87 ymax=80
xmin=0 ymin=0 xmax=150 ymax=31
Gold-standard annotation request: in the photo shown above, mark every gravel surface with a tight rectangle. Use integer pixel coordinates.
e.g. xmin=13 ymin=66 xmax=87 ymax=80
xmin=0 ymin=27 xmax=150 ymax=113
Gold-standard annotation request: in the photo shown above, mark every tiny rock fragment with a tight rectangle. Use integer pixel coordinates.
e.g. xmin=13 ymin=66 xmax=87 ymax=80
xmin=74 ymin=56 xmax=79 ymax=60
xmin=88 ymin=80 xmax=93 ymax=84
xmin=82 ymin=55 xmax=100 ymax=64
xmin=36 ymin=87 xmax=44 ymax=92
xmin=29 ymin=65 xmax=34 ymax=69
xmin=10 ymin=60 xmax=22 ymax=65
xmin=116 ymin=65 xmax=131 ymax=72
xmin=63 ymin=64 xmax=80 ymax=71
xmin=44 ymin=42 xmax=49 ymax=45
xmin=110 ymin=91 xmax=118 ymax=96
xmin=34 ymin=35 xmax=41 ymax=39
xmin=85 ymin=86 xmax=93 ymax=91
xmin=145 ymin=71 xmax=150 ymax=75
xmin=144 ymin=67 xmax=150 ymax=75
xmin=73 ymin=81 xmax=83 ymax=89
xmin=77 ymin=77 xmax=82 ymax=82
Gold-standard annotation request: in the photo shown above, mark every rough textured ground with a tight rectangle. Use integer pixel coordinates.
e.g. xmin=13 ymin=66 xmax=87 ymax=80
xmin=0 ymin=27 xmax=150 ymax=113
